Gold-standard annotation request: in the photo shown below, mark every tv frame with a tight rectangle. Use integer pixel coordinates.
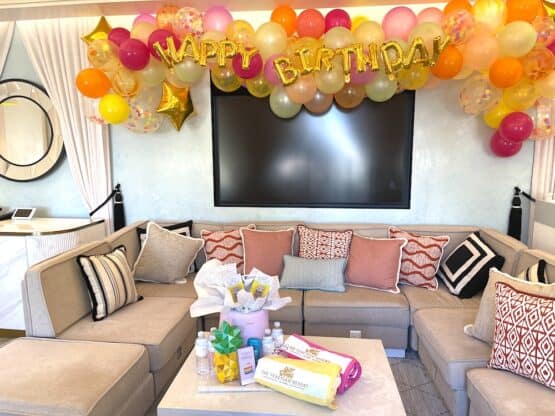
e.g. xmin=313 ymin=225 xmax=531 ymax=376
xmin=211 ymin=84 xmax=415 ymax=209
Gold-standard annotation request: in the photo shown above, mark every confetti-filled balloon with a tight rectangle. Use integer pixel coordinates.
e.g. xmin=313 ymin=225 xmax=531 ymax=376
xmin=532 ymin=16 xmax=555 ymax=46
xmin=173 ymin=7 xmax=204 ymax=38
xmin=521 ymin=47 xmax=555 ymax=80
xmin=111 ymin=65 xmax=140 ymax=97
xmin=441 ymin=10 xmax=475 ymax=46
xmin=126 ymin=87 xmax=163 ymax=133
xmin=535 ymin=71 xmax=555 ymax=98
xmin=444 ymin=0 xmax=473 ymax=15
xmin=459 ymin=75 xmax=501 ymax=114
xmin=156 ymin=5 xmax=179 ymax=31
xmin=530 ymin=97 xmax=554 ymax=139
xmin=87 ymin=39 xmax=118 ymax=70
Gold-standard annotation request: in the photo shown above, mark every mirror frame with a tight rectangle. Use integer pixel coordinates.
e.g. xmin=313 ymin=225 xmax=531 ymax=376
xmin=0 ymin=79 xmax=63 ymax=182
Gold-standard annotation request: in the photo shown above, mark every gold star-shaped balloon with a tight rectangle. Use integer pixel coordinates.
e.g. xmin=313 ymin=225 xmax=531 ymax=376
xmin=81 ymin=16 xmax=112 ymax=45
xmin=157 ymin=81 xmax=194 ymax=131
xmin=545 ymin=1 xmax=555 ymax=18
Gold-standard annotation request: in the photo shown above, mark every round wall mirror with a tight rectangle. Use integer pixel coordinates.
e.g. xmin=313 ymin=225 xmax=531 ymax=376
xmin=0 ymin=79 xmax=63 ymax=181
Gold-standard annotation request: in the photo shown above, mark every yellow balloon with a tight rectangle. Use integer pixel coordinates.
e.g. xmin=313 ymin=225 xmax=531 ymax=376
xmin=354 ymin=21 xmax=385 ymax=45
xmin=255 ymin=22 xmax=287 ymax=60
xmin=408 ymin=22 xmax=443 ymax=53
xmin=226 ymin=20 xmax=256 ymax=48
xmin=314 ymin=64 xmax=345 ymax=94
xmin=535 ymin=71 xmax=555 ymax=98
xmin=351 ymin=16 xmax=369 ymax=32
xmin=99 ymin=94 xmax=130 ymax=124
xmin=472 ymin=0 xmax=507 ymax=32
xmin=211 ymin=65 xmax=242 ymax=92
xmin=483 ymin=100 xmax=512 ymax=128
xmin=246 ymin=74 xmax=272 ymax=98
xmin=503 ymin=78 xmax=537 ymax=110
xmin=397 ymin=64 xmax=430 ymax=90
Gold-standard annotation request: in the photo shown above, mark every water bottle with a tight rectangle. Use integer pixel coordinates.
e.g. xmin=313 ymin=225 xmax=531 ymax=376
xmin=262 ymin=329 xmax=274 ymax=357
xmin=208 ymin=327 xmax=216 ymax=375
xmin=195 ymin=331 xmax=210 ymax=376
xmin=271 ymin=321 xmax=284 ymax=349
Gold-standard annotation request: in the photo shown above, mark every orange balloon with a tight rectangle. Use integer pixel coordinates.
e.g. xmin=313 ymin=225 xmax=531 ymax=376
xmin=507 ymin=0 xmax=541 ymax=22
xmin=489 ymin=57 xmax=524 ymax=88
xmin=76 ymin=68 xmax=111 ymax=98
xmin=271 ymin=5 xmax=297 ymax=36
xmin=431 ymin=46 xmax=464 ymax=79
xmin=444 ymin=0 xmax=473 ymax=15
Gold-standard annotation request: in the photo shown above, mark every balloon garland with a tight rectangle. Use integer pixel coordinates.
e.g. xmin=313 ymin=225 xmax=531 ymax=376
xmin=76 ymin=1 xmax=555 ymax=158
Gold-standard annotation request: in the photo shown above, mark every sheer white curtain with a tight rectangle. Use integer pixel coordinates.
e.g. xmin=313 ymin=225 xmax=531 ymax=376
xmin=17 ymin=18 xmax=113 ymax=231
xmin=0 ymin=22 xmax=15 ymax=74
xmin=532 ymin=138 xmax=555 ymax=201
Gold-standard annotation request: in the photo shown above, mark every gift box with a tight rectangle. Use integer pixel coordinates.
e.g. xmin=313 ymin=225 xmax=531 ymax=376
xmin=214 ymin=351 xmax=239 ymax=383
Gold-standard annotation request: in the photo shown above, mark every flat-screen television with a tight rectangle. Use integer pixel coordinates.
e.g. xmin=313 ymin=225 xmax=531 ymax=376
xmin=212 ymin=86 xmax=414 ymax=208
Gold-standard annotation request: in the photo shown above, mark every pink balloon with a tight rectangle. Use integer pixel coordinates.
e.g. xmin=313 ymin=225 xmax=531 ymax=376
xmin=325 ymin=9 xmax=352 ymax=31
xmin=547 ymin=40 xmax=555 ymax=55
xmin=417 ymin=7 xmax=443 ymax=24
xmin=203 ymin=6 xmax=233 ymax=32
xmin=264 ymin=54 xmax=284 ymax=86
xmin=133 ymin=14 xmax=157 ymax=26
xmin=499 ymin=112 xmax=534 ymax=143
xmin=119 ymin=39 xmax=150 ymax=70
xmin=148 ymin=29 xmax=180 ymax=59
xmin=490 ymin=131 xmax=523 ymax=157
xmin=232 ymin=52 xmax=263 ymax=79
xmin=108 ymin=28 xmax=130 ymax=47
xmin=350 ymin=56 xmax=377 ymax=85
xmin=382 ymin=7 xmax=417 ymax=41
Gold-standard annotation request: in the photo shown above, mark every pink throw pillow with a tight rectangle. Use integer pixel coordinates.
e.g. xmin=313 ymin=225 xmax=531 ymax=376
xmin=297 ymin=224 xmax=353 ymax=259
xmin=389 ymin=227 xmax=450 ymax=290
xmin=201 ymin=225 xmax=255 ymax=273
xmin=489 ymin=282 xmax=555 ymax=390
xmin=241 ymin=228 xmax=295 ymax=276
xmin=345 ymin=235 xmax=407 ymax=293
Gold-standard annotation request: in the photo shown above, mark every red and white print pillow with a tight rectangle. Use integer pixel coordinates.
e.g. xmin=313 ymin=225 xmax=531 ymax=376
xmin=297 ymin=224 xmax=353 ymax=259
xmin=201 ymin=225 xmax=255 ymax=274
xmin=489 ymin=282 xmax=555 ymax=390
xmin=389 ymin=227 xmax=449 ymax=290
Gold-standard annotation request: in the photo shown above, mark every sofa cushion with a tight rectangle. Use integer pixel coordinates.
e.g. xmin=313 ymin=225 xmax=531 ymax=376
xmin=414 ymin=308 xmax=490 ymax=390
xmin=467 ymin=368 xmax=555 ymax=416
xmin=515 ymin=249 xmax=555 ymax=283
xmin=135 ymin=275 xmax=197 ymax=299
xmin=59 ymin=297 xmax=195 ymax=372
xmin=401 ymin=283 xmax=481 ymax=325
xmin=304 ymin=285 xmax=409 ymax=327
xmin=0 ymin=338 xmax=151 ymax=416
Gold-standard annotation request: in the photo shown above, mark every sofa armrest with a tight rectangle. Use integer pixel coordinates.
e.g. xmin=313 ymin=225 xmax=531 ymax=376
xmin=104 ymin=220 xmax=148 ymax=267
xmin=479 ymin=228 xmax=528 ymax=275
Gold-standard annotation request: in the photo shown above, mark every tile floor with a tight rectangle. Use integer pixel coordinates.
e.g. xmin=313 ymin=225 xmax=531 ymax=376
xmin=389 ymin=351 xmax=450 ymax=416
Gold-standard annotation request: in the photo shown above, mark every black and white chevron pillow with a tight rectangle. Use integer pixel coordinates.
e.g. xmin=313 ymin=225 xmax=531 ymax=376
xmin=519 ymin=260 xmax=549 ymax=284
xmin=437 ymin=232 xmax=505 ymax=298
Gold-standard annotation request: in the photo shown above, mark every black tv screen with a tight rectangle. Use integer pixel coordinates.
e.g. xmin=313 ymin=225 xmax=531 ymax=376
xmin=212 ymin=86 xmax=414 ymax=208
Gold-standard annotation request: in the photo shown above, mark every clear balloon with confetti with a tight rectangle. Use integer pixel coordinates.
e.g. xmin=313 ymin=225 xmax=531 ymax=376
xmin=126 ymin=87 xmax=164 ymax=133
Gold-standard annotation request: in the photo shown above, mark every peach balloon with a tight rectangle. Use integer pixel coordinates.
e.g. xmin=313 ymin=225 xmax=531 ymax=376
xmin=417 ymin=7 xmax=444 ymax=24
xmin=382 ymin=7 xmax=417 ymax=41
xmin=354 ymin=21 xmax=385 ymax=45
xmin=305 ymin=90 xmax=334 ymax=114
xmin=462 ymin=30 xmax=499 ymax=70
xmin=285 ymin=75 xmax=317 ymax=104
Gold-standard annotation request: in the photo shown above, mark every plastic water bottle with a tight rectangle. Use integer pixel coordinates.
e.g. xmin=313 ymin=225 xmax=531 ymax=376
xmin=208 ymin=327 xmax=216 ymax=375
xmin=272 ymin=321 xmax=284 ymax=349
xmin=195 ymin=331 xmax=209 ymax=376
xmin=262 ymin=329 xmax=274 ymax=356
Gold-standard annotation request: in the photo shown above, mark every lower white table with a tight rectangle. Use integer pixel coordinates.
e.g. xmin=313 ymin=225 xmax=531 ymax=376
xmin=158 ymin=336 xmax=406 ymax=416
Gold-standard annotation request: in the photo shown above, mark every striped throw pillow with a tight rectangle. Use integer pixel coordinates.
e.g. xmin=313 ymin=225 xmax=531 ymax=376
xmin=518 ymin=260 xmax=549 ymax=284
xmin=201 ymin=225 xmax=255 ymax=273
xmin=78 ymin=246 xmax=140 ymax=321
xmin=389 ymin=227 xmax=450 ymax=290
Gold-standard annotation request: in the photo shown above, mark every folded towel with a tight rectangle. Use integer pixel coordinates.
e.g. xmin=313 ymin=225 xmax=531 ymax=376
xmin=254 ymin=355 xmax=341 ymax=409
xmin=279 ymin=334 xmax=362 ymax=394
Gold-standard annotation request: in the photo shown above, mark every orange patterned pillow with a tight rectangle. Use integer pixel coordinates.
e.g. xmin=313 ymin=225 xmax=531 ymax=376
xmin=297 ymin=224 xmax=353 ymax=259
xmin=389 ymin=227 xmax=450 ymax=290
xmin=201 ymin=225 xmax=255 ymax=273
xmin=489 ymin=282 xmax=555 ymax=390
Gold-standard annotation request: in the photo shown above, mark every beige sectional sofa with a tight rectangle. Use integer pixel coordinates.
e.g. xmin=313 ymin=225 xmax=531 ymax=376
xmin=0 ymin=220 xmax=551 ymax=416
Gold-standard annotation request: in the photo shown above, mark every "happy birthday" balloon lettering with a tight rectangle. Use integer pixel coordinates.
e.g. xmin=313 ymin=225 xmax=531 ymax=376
xmin=153 ymin=34 xmax=450 ymax=85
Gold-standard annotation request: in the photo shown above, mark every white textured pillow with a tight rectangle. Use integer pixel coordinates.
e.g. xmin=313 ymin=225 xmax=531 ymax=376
xmin=133 ymin=222 xmax=204 ymax=283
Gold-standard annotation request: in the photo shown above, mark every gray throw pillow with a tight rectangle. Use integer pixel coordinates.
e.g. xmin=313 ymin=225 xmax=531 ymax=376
xmin=464 ymin=268 xmax=555 ymax=345
xmin=280 ymin=255 xmax=346 ymax=292
xmin=133 ymin=222 xmax=204 ymax=283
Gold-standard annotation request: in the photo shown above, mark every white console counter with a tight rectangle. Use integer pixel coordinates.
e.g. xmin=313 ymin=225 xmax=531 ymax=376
xmin=0 ymin=218 xmax=106 ymax=331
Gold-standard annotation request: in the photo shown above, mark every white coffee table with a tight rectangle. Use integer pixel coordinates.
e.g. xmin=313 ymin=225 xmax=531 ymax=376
xmin=158 ymin=336 xmax=406 ymax=416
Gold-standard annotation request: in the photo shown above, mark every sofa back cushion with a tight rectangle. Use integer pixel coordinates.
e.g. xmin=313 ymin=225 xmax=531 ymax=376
xmin=23 ymin=241 xmax=112 ymax=337
xmin=514 ymin=249 xmax=555 ymax=283
xmin=104 ymin=221 xmax=147 ymax=267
